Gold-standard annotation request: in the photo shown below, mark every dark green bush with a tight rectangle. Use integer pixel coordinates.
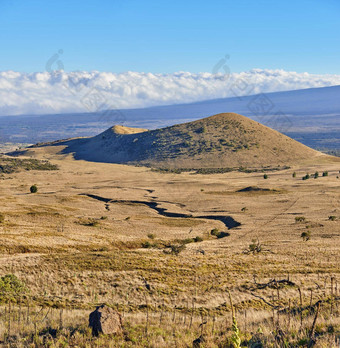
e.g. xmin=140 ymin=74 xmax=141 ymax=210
xmin=30 ymin=184 xmax=38 ymax=193
xmin=302 ymin=174 xmax=310 ymax=180
xmin=301 ymin=231 xmax=311 ymax=241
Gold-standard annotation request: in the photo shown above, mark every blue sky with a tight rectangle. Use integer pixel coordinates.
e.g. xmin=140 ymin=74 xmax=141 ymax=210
xmin=0 ymin=0 xmax=339 ymax=74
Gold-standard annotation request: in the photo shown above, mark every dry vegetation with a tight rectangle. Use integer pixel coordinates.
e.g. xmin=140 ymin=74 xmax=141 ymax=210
xmin=0 ymin=141 xmax=339 ymax=347
xmin=24 ymin=113 xmax=323 ymax=169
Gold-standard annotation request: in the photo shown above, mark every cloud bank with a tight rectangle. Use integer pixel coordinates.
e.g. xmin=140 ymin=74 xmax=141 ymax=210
xmin=0 ymin=69 xmax=339 ymax=116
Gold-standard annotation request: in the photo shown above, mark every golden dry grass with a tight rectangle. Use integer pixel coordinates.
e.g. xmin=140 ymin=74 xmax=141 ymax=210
xmin=0 ymin=145 xmax=339 ymax=346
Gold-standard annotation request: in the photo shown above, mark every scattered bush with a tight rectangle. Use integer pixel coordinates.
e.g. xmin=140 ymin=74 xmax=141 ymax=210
xmin=30 ymin=184 xmax=38 ymax=193
xmin=0 ymin=213 xmax=4 ymax=224
xmin=314 ymin=171 xmax=319 ymax=179
xmin=141 ymin=241 xmax=153 ymax=249
xmin=196 ymin=126 xmax=206 ymax=134
xmin=328 ymin=216 xmax=337 ymax=221
xmin=210 ymin=228 xmax=219 ymax=237
xmin=292 ymin=172 xmax=296 ymax=178
xmin=322 ymin=171 xmax=328 ymax=177
xmin=0 ymin=157 xmax=58 ymax=174
xmin=193 ymin=236 xmax=203 ymax=243
xmin=248 ymin=239 xmax=262 ymax=254
xmin=0 ymin=274 xmax=27 ymax=302
xmin=210 ymin=228 xmax=229 ymax=239
xmin=163 ymin=244 xmax=186 ymax=255
xmin=181 ymin=238 xmax=194 ymax=244
xmin=79 ymin=218 xmax=99 ymax=227
xmin=295 ymin=216 xmax=306 ymax=223
xmin=241 ymin=207 xmax=247 ymax=212
xmin=147 ymin=233 xmax=155 ymax=239
xmin=301 ymin=231 xmax=311 ymax=241
xmin=263 ymin=174 xmax=268 ymax=179
xmin=302 ymin=174 xmax=310 ymax=180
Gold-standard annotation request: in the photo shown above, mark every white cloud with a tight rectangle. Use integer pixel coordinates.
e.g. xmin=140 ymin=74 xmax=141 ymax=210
xmin=0 ymin=69 xmax=339 ymax=116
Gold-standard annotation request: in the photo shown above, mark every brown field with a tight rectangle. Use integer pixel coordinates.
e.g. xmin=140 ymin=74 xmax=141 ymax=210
xmin=0 ymin=145 xmax=339 ymax=347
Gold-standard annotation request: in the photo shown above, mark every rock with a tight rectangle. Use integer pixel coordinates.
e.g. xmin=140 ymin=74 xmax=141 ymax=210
xmin=89 ymin=305 xmax=123 ymax=336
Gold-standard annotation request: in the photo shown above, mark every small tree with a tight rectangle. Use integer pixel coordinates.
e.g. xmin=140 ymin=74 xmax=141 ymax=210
xmin=30 ymin=185 xmax=38 ymax=193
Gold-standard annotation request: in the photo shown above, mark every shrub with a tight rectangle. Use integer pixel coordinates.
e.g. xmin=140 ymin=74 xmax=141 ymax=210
xmin=292 ymin=172 xmax=296 ymax=178
xmin=0 ymin=274 xmax=27 ymax=302
xmin=328 ymin=216 xmax=337 ymax=221
xmin=141 ymin=241 xmax=153 ymax=248
xmin=164 ymin=244 xmax=186 ymax=255
xmin=302 ymin=174 xmax=310 ymax=180
xmin=0 ymin=213 xmax=4 ymax=224
xmin=147 ymin=233 xmax=155 ymax=239
xmin=193 ymin=236 xmax=203 ymax=243
xmin=196 ymin=126 xmax=206 ymax=134
xmin=295 ymin=216 xmax=306 ymax=223
xmin=210 ymin=228 xmax=220 ymax=237
xmin=241 ymin=207 xmax=247 ymax=212
xmin=301 ymin=231 xmax=311 ymax=241
xmin=210 ymin=228 xmax=229 ymax=239
xmin=322 ymin=171 xmax=328 ymax=177
xmin=263 ymin=174 xmax=268 ymax=179
xmin=181 ymin=238 xmax=194 ymax=244
xmin=80 ymin=218 xmax=99 ymax=227
xmin=248 ymin=239 xmax=262 ymax=254
xmin=314 ymin=171 xmax=319 ymax=179
xmin=30 ymin=184 xmax=38 ymax=193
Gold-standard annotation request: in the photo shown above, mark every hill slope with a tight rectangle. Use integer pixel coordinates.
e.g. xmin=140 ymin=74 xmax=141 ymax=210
xmin=36 ymin=113 xmax=322 ymax=169
xmin=1 ymin=85 xmax=339 ymax=150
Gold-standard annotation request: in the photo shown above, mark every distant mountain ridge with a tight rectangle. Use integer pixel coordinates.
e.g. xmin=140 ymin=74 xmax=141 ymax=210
xmin=32 ymin=113 xmax=323 ymax=169
xmin=0 ymin=85 xmax=339 ymax=149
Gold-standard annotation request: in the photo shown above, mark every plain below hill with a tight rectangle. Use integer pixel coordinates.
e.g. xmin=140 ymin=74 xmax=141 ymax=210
xmin=24 ymin=113 xmax=330 ymax=170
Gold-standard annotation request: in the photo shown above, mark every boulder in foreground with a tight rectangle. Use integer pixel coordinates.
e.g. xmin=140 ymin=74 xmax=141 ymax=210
xmin=89 ymin=305 xmax=123 ymax=336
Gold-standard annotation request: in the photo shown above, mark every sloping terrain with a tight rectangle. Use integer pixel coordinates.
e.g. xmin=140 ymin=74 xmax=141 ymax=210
xmin=31 ymin=113 xmax=323 ymax=169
